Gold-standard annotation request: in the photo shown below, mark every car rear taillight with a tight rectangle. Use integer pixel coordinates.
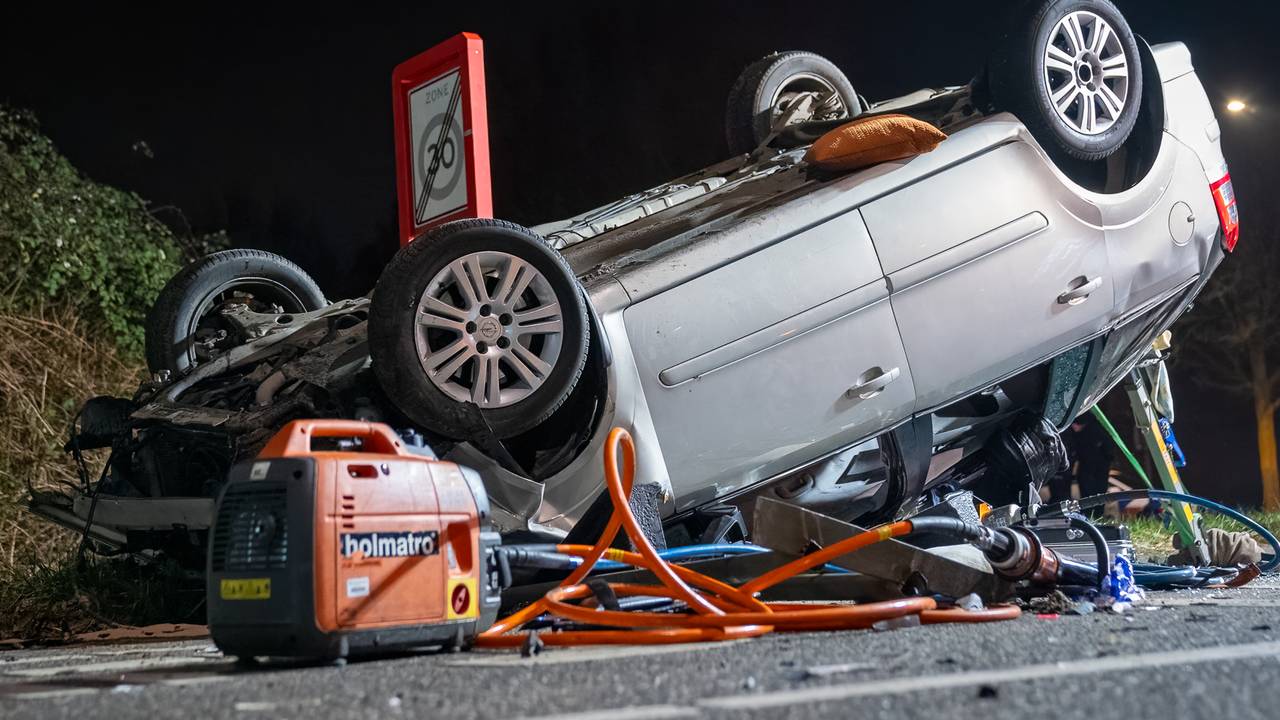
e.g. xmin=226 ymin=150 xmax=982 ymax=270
xmin=1210 ymin=173 xmax=1239 ymax=253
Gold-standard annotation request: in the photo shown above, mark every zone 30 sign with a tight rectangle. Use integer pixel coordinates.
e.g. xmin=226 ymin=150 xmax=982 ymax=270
xmin=392 ymin=33 xmax=492 ymax=246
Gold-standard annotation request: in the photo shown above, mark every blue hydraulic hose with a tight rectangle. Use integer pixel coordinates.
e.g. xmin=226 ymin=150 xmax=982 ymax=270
xmin=590 ymin=543 xmax=768 ymax=571
xmin=1131 ymin=564 xmax=1201 ymax=587
xmin=590 ymin=543 xmax=850 ymax=574
xmin=1049 ymin=488 xmax=1280 ymax=573
xmin=1078 ymin=563 xmax=1230 ymax=588
xmin=1057 ymin=558 xmax=1228 ymax=589
xmin=658 ymin=544 xmax=770 ymax=561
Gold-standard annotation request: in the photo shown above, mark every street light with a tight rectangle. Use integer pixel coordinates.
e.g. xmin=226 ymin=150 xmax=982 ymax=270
xmin=1227 ymin=99 xmax=1248 ymax=113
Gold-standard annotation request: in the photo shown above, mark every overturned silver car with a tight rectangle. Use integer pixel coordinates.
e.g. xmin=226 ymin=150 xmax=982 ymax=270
xmin=36 ymin=1 xmax=1238 ymax=558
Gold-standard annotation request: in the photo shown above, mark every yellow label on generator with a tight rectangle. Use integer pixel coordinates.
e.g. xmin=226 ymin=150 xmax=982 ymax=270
xmin=220 ymin=578 xmax=271 ymax=600
xmin=446 ymin=578 xmax=479 ymax=620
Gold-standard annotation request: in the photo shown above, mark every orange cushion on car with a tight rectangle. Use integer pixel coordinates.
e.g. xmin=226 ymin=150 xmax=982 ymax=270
xmin=804 ymin=114 xmax=947 ymax=171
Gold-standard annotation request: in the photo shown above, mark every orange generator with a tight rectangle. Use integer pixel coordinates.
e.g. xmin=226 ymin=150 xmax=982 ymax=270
xmin=207 ymin=419 xmax=503 ymax=660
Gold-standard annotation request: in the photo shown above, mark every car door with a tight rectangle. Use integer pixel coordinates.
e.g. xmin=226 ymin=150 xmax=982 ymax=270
xmin=861 ymin=140 xmax=1113 ymax=413
xmin=622 ymin=209 xmax=916 ymax=510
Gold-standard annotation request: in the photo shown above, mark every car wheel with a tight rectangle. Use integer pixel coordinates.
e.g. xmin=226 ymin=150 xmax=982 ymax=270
xmin=724 ymin=51 xmax=861 ymax=157
xmin=145 ymin=249 xmax=326 ymax=377
xmin=369 ymin=219 xmax=590 ymax=440
xmin=990 ymin=0 xmax=1142 ymax=161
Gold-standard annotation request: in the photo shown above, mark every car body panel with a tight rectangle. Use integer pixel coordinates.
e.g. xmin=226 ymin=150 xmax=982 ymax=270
xmin=514 ymin=279 xmax=680 ymax=531
xmin=634 ymin=282 xmax=913 ymax=511
xmin=563 ymin=119 xmax=1026 ymax=303
xmin=623 ymin=206 xmax=915 ymax=506
xmin=1155 ymin=44 xmax=1227 ymax=182
xmin=1100 ymin=138 xmax=1218 ymax=325
xmin=865 ymin=140 xmax=1113 ymax=412
xmin=625 ymin=209 xmax=886 ymax=368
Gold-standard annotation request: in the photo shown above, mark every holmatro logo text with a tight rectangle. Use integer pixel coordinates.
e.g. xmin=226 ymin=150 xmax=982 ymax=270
xmin=341 ymin=531 xmax=439 ymax=559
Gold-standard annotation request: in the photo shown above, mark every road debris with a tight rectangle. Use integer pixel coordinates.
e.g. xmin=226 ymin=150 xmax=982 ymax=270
xmin=797 ymin=662 xmax=878 ymax=680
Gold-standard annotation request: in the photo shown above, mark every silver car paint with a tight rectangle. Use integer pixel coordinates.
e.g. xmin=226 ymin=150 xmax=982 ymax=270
xmin=461 ymin=42 xmax=1227 ymax=535
xmin=624 ymin=210 xmax=914 ymax=512
xmin=865 ymin=139 xmax=1113 ymax=413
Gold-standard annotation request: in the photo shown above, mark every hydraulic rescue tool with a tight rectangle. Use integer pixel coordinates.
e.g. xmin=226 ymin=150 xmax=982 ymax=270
xmin=207 ymin=420 xmax=502 ymax=661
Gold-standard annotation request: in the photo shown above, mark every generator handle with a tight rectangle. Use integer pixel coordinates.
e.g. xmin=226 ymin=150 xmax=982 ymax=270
xmin=260 ymin=419 xmax=409 ymax=458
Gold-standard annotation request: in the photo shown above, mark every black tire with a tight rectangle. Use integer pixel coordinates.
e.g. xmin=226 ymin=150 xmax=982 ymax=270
xmin=369 ymin=219 xmax=590 ymax=440
xmin=724 ymin=51 xmax=861 ymax=157
xmin=989 ymin=0 xmax=1142 ymax=161
xmin=145 ymin=249 xmax=326 ymax=377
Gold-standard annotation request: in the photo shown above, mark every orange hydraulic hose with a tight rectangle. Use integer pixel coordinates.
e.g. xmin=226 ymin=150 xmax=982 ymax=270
xmin=600 ymin=432 xmax=723 ymax=617
xmin=739 ymin=521 xmax=914 ymax=595
xmin=475 ymin=427 xmax=1019 ymax=648
xmin=920 ymin=605 xmax=1023 ymax=623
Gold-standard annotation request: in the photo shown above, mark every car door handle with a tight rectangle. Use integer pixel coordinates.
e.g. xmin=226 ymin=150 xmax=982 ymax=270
xmin=1057 ymin=276 xmax=1104 ymax=306
xmin=845 ymin=366 xmax=900 ymax=400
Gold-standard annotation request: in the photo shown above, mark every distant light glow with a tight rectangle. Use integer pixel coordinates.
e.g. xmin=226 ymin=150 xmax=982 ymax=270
xmin=1226 ymin=99 xmax=1248 ymax=113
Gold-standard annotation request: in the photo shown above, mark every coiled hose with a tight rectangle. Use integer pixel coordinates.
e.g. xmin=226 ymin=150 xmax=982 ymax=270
xmin=475 ymin=428 xmax=1020 ymax=647
xmin=1044 ymin=488 xmax=1279 ymax=573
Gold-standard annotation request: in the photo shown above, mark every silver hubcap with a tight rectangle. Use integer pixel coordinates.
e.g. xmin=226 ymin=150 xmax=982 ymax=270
xmin=1044 ymin=10 xmax=1130 ymax=136
xmin=414 ymin=251 xmax=564 ymax=408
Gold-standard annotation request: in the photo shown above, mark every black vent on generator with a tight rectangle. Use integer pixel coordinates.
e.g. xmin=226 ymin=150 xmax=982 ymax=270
xmin=211 ymin=482 xmax=289 ymax=571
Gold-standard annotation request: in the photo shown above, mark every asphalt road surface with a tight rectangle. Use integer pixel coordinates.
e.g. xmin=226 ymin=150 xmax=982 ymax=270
xmin=4 ymin=581 xmax=1280 ymax=720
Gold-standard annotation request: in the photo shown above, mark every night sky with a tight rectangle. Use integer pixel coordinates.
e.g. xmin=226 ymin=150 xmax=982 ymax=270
xmin=3 ymin=1 xmax=1277 ymax=503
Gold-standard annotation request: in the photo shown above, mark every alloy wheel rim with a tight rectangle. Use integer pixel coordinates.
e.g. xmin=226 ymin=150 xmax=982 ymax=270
xmin=414 ymin=251 xmax=564 ymax=408
xmin=1043 ymin=10 xmax=1130 ymax=136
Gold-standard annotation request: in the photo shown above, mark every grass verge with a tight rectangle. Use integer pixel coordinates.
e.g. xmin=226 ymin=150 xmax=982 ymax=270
xmin=0 ymin=307 xmax=172 ymax=641
xmin=0 ymin=554 xmax=205 ymax=642
xmin=1123 ymin=510 xmax=1280 ymax=562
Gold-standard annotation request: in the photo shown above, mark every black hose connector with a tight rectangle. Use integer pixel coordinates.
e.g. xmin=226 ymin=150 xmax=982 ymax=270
xmin=1056 ymin=557 xmax=1107 ymax=587
xmin=497 ymin=546 xmax=579 ymax=571
xmin=907 ymin=517 xmax=1011 ymax=555
xmin=1062 ymin=512 xmax=1110 ymax=592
